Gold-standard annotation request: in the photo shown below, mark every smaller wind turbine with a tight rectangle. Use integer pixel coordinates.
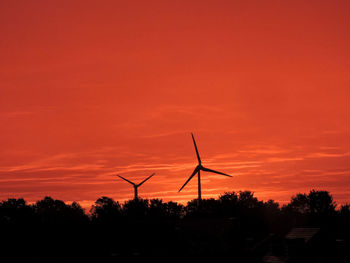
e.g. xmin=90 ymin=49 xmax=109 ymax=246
xmin=117 ymin=173 xmax=155 ymax=200
xmin=179 ymin=133 xmax=232 ymax=201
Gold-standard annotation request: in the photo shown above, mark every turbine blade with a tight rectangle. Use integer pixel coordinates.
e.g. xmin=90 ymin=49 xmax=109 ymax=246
xmin=137 ymin=173 xmax=155 ymax=187
xmin=201 ymin=167 xmax=232 ymax=177
xmin=178 ymin=167 xmax=199 ymax=192
xmin=117 ymin=175 xmax=136 ymax=186
xmin=191 ymin=133 xmax=201 ymax=164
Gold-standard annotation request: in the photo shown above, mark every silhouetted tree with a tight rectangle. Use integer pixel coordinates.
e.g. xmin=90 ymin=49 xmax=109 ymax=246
xmin=34 ymin=196 xmax=88 ymax=225
xmin=219 ymin=192 xmax=239 ymax=217
xmin=149 ymin=199 xmax=167 ymax=219
xmin=282 ymin=190 xmax=337 ymax=227
xmin=284 ymin=193 xmax=310 ymax=214
xmin=236 ymin=191 xmax=267 ymax=237
xmin=308 ymin=189 xmax=336 ymax=215
xmin=264 ymin=199 xmax=280 ymax=211
xmin=90 ymin=196 xmax=121 ymax=223
xmin=261 ymin=199 xmax=281 ymax=232
xmin=338 ymin=203 xmax=350 ymax=237
xmin=220 ymin=191 xmax=239 ymax=203
xmin=184 ymin=199 xmax=209 ymax=217
xmin=165 ymin=201 xmax=184 ymax=219
xmin=285 ymin=190 xmax=336 ymax=216
xmin=238 ymin=191 xmax=263 ymax=210
xmin=0 ymin=198 xmax=34 ymax=224
xmin=0 ymin=198 xmax=35 ymax=261
xmin=197 ymin=198 xmax=221 ymax=217
xmin=67 ymin=201 xmax=89 ymax=223
xmin=340 ymin=203 xmax=350 ymax=217
xmin=122 ymin=198 xmax=149 ymax=219
xmin=35 ymin=196 xmax=68 ymax=223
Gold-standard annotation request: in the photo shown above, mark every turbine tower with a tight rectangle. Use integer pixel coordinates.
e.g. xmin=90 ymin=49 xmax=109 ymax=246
xmin=117 ymin=173 xmax=155 ymax=200
xmin=179 ymin=133 xmax=232 ymax=201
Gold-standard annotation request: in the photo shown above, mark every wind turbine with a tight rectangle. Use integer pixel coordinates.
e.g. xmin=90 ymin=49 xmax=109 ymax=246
xmin=179 ymin=133 xmax=232 ymax=201
xmin=117 ymin=173 xmax=155 ymax=200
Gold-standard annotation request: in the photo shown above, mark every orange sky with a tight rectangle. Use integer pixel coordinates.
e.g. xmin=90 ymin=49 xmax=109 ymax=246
xmin=1 ymin=0 xmax=350 ymax=208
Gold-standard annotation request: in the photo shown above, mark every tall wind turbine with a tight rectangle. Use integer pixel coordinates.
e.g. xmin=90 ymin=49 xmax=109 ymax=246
xmin=117 ymin=173 xmax=155 ymax=200
xmin=179 ymin=133 xmax=232 ymax=201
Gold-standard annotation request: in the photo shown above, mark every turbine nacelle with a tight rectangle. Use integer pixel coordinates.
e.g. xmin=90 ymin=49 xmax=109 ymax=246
xmin=178 ymin=133 xmax=232 ymax=200
xmin=117 ymin=173 xmax=155 ymax=200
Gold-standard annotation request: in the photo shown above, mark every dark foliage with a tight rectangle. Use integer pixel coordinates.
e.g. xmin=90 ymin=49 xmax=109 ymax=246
xmin=0 ymin=189 xmax=349 ymax=262
xmin=90 ymin=196 xmax=122 ymax=223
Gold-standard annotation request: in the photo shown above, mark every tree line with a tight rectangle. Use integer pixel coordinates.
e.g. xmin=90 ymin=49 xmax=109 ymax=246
xmin=1 ymin=189 xmax=347 ymax=222
xmin=1 ymin=190 xmax=349 ymax=261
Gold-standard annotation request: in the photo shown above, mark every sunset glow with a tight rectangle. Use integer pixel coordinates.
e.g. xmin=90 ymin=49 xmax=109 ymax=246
xmin=1 ymin=1 xmax=350 ymax=208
